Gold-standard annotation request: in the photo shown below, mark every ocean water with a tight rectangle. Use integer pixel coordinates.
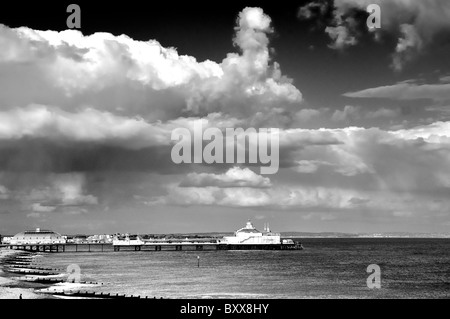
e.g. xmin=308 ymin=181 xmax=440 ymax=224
xmin=40 ymin=239 xmax=450 ymax=299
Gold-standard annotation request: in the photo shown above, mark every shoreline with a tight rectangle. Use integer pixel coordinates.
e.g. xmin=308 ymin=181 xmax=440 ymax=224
xmin=0 ymin=248 xmax=109 ymax=299
xmin=0 ymin=249 xmax=50 ymax=299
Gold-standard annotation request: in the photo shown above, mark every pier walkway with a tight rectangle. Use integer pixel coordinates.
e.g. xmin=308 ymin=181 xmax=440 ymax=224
xmin=112 ymin=241 xmax=302 ymax=251
xmin=1 ymin=241 xmax=302 ymax=253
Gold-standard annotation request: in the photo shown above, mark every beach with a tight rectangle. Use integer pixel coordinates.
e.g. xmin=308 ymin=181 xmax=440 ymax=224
xmin=1 ymin=248 xmax=109 ymax=299
xmin=0 ymin=249 xmax=46 ymax=299
xmin=2 ymin=239 xmax=450 ymax=299
xmin=27 ymin=238 xmax=450 ymax=299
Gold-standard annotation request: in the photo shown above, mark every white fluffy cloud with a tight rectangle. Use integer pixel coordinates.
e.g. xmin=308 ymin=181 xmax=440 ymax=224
xmin=0 ymin=185 xmax=10 ymax=200
xmin=392 ymin=121 xmax=450 ymax=143
xmin=325 ymin=25 xmax=357 ymax=50
xmin=331 ymin=105 xmax=400 ymax=122
xmin=392 ymin=24 xmax=423 ymax=71
xmin=0 ymin=7 xmax=304 ymax=221
xmin=19 ymin=173 xmax=98 ymax=214
xmin=0 ymin=7 xmax=302 ymax=126
xmin=155 ymin=180 xmax=450 ymax=220
xmin=0 ymin=105 xmax=172 ymax=149
xmin=149 ymin=120 xmax=450 ymax=215
xmin=31 ymin=203 xmax=56 ymax=213
xmin=180 ymin=167 xmax=272 ymax=188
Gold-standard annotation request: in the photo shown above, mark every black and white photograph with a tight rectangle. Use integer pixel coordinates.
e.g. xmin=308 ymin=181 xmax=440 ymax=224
xmin=0 ymin=0 xmax=449 ymax=308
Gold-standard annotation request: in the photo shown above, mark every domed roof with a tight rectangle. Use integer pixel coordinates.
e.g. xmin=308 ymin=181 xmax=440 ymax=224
xmin=14 ymin=228 xmax=62 ymax=238
xmin=236 ymin=220 xmax=261 ymax=234
xmin=236 ymin=228 xmax=261 ymax=233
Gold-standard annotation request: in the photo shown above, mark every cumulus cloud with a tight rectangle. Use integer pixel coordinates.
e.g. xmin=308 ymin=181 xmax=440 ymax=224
xmin=439 ymin=75 xmax=450 ymax=83
xmin=325 ymin=25 xmax=357 ymax=50
xmin=0 ymin=185 xmax=10 ymax=200
xmin=154 ymin=180 xmax=450 ymax=219
xmin=150 ymin=121 xmax=450 ymax=214
xmin=299 ymin=0 xmax=450 ymax=70
xmin=0 ymin=7 xmax=306 ymax=223
xmin=332 ymin=105 xmax=361 ymax=122
xmin=0 ymin=7 xmax=306 ymax=180
xmin=31 ymin=203 xmax=56 ymax=213
xmin=392 ymin=24 xmax=423 ymax=71
xmin=234 ymin=7 xmax=273 ymax=55
xmin=21 ymin=173 xmax=98 ymax=213
xmin=392 ymin=121 xmax=450 ymax=143
xmin=0 ymin=6 xmax=302 ymax=126
xmin=50 ymin=173 xmax=98 ymax=206
xmin=179 ymin=167 xmax=272 ymax=188
xmin=0 ymin=105 xmax=171 ymax=149
xmin=331 ymin=105 xmax=400 ymax=122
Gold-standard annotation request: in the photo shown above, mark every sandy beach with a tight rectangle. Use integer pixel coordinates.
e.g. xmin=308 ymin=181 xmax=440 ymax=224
xmin=0 ymin=248 xmax=50 ymax=299
xmin=1 ymin=248 xmax=104 ymax=299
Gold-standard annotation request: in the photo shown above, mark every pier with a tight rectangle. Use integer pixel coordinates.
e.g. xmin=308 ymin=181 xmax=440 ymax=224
xmin=2 ymin=241 xmax=302 ymax=253
xmin=1 ymin=221 xmax=303 ymax=253
xmin=112 ymin=242 xmax=302 ymax=251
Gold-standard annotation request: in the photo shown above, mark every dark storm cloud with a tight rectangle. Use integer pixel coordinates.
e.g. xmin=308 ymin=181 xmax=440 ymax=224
xmin=0 ymin=139 xmax=180 ymax=173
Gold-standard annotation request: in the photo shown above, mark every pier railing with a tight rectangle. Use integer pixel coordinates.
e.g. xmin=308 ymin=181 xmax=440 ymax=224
xmin=2 ymin=240 xmax=302 ymax=253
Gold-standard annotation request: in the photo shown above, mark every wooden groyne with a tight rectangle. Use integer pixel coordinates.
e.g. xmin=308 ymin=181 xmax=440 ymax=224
xmin=39 ymin=290 xmax=162 ymax=299
xmin=19 ymin=277 xmax=101 ymax=285
xmin=5 ymin=268 xmax=61 ymax=276
xmin=0 ymin=251 xmax=165 ymax=299
xmin=4 ymin=265 xmax=64 ymax=271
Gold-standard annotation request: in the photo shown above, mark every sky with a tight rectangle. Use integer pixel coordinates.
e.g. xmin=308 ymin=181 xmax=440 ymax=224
xmin=1 ymin=0 xmax=450 ymax=235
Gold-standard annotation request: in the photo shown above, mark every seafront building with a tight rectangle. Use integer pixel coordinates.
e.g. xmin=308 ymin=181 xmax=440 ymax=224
xmin=0 ymin=235 xmax=13 ymax=244
xmin=218 ymin=220 xmax=285 ymax=245
xmin=87 ymin=234 xmax=113 ymax=243
xmin=67 ymin=234 xmax=88 ymax=244
xmin=8 ymin=228 xmax=66 ymax=245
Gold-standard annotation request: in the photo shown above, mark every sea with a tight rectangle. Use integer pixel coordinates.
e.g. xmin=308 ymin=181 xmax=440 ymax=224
xmin=38 ymin=238 xmax=450 ymax=299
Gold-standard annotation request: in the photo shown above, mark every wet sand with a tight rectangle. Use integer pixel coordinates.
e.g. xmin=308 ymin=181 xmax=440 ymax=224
xmin=0 ymin=248 xmax=65 ymax=299
xmin=0 ymin=248 xmax=104 ymax=299
xmin=0 ymin=248 xmax=55 ymax=299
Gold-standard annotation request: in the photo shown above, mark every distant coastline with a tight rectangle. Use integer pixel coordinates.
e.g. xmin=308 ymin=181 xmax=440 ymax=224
xmin=131 ymin=231 xmax=450 ymax=239
xmin=281 ymin=232 xmax=450 ymax=239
